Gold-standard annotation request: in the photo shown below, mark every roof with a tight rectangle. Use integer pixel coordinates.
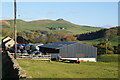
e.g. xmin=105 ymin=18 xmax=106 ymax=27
xmin=40 ymin=42 xmax=77 ymax=49
xmin=2 ymin=36 xmax=12 ymax=43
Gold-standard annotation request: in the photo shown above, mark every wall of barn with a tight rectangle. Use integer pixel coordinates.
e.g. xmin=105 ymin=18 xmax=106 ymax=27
xmin=60 ymin=43 xmax=97 ymax=58
xmin=2 ymin=51 xmax=26 ymax=80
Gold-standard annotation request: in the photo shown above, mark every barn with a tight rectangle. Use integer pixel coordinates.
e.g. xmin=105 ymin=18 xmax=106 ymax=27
xmin=40 ymin=42 xmax=97 ymax=62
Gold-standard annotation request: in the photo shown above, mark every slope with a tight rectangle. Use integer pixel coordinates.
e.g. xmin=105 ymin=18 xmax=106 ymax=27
xmin=1 ymin=19 xmax=102 ymax=34
xmin=78 ymin=27 xmax=119 ymax=46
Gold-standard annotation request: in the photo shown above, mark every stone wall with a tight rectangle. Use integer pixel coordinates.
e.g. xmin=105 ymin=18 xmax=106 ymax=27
xmin=2 ymin=51 xmax=26 ymax=80
xmin=0 ymin=50 xmax=2 ymax=80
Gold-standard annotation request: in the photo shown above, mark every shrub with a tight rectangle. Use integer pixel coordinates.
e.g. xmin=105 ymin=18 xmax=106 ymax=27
xmin=107 ymin=50 xmax=114 ymax=54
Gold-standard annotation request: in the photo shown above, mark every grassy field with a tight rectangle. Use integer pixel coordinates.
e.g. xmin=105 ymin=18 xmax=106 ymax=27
xmin=97 ymin=54 xmax=119 ymax=62
xmin=2 ymin=19 xmax=102 ymax=34
xmin=17 ymin=55 xmax=118 ymax=78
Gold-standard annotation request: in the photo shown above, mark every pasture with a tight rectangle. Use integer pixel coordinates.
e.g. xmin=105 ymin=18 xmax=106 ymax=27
xmin=17 ymin=54 xmax=119 ymax=78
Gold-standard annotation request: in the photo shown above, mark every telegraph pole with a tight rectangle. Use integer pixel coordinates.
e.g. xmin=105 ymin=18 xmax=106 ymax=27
xmin=14 ymin=0 xmax=17 ymax=59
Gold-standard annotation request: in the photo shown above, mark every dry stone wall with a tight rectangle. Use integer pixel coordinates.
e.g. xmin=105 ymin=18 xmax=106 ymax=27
xmin=2 ymin=51 xmax=26 ymax=80
xmin=0 ymin=50 xmax=2 ymax=80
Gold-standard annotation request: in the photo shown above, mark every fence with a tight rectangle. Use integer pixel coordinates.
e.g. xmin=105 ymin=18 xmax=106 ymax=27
xmin=11 ymin=53 xmax=51 ymax=62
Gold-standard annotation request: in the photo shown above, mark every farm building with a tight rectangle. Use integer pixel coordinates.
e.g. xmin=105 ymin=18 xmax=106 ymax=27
xmin=40 ymin=42 xmax=97 ymax=62
xmin=2 ymin=36 xmax=15 ymax=50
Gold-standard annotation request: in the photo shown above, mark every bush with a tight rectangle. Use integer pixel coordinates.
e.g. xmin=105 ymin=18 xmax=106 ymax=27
xmin=93 ymin=42 xmax=115 ymax=55
xmin=107 ymin=50 xmax=114 ymax=54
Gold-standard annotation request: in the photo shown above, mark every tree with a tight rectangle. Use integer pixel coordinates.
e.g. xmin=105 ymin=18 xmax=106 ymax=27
xmin=93 ymin=40 xmax=114 ymax=55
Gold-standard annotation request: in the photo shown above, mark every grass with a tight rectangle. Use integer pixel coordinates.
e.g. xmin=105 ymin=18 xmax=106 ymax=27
xmin=2 ymin=19 xmax=102 ymax=34
xmin=17 ymin=57 xmax=118 ymax=78
xmin=97 ymin=54 xmax=120 ymax=62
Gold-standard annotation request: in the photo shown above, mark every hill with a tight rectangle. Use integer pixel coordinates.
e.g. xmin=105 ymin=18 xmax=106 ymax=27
xmin=1 ymin=19 xmax=102 ymax=34
xmin=0 ymin=20 xmax=10 ymax=26
xmin=1 ymin=19 xmax=119 ymax=46
xmin=77 ymin=27 xmax=119 ymax=46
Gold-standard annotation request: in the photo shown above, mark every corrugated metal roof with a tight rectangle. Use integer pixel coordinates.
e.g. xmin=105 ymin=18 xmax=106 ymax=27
xmin=40 ymin=41 xmax=97 ymax=50
xmin=40 ymin=42 xmax=77 ymax=49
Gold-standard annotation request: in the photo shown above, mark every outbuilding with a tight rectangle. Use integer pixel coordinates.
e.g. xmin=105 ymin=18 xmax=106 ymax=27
xmin=2 ymin=36 xmax=15 ymax=50
xmin=40 ymin=42 xmax=97 ymax=62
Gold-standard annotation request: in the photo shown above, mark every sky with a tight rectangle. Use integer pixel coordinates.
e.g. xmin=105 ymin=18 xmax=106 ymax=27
xmin=1 ymin=2 xmax=118 ymax=28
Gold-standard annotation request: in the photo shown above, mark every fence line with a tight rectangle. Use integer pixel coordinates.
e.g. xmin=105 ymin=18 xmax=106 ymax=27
xmin=10 ymin=53 xmax=51 ymax=62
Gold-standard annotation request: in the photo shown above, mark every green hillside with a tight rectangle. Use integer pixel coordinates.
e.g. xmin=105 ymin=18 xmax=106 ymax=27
xmin=1 ymin=19 xmax=102 ymax=34
xmin=1 ymin=19 xmax=119 ymax=46
xmin=79 ymin=36 xmax=120 ymax=46
xmin=77 ymin=27 xmax=119 ymax=46
xmin=79 ymin=36 xmax=119 ymax=46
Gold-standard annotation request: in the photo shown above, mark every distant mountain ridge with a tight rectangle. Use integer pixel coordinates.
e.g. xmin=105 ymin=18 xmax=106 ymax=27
xmin=1 ymin=19 xmax=119 ymax=46
xmin=1 ymin=19 xmax=102 ymax=34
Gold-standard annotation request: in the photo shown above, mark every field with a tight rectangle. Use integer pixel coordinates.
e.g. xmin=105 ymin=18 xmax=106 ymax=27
xmin=17 ymin=54 xmax=119 ymax=78
xmin=2 ymin=19 xmax=102 ymax=34
xmin=2 ymin=19 xmax=119 ymax=46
